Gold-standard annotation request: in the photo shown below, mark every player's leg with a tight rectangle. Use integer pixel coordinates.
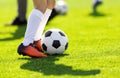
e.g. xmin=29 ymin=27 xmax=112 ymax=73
xmin=48 ymin=8 xmax=59 ymax=22
xmin=47 ymin=0 xmax=57 ymax=22
xmin=11 ymin=0 xmax=27 ymax=25
xmin=34 ymin=0 xmax=55 ymax=38
xmin=17 ymin=0 xmax=48 ymax=58
xmin=34 ymin=0 xmax=55 ymax=51
xmin=18 ymin=0 xmax=27 ymax=22
xmin=93 ymin=0 xmax=102 ymax=13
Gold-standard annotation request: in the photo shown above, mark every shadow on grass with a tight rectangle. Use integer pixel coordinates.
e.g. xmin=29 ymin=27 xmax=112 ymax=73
xmin=89 ymin=12 xmax=106 ymax=17
xmin=0 ymin=25 xmax=26 ymax=41
xmin=19 ymin=54 xmax=101 ymax=76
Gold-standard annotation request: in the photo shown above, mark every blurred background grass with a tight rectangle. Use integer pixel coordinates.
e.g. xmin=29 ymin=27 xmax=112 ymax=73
xmin=0 ymin=0 xmax=120 ymax=78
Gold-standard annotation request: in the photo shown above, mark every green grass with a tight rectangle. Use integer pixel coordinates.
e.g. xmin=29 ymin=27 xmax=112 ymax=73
xmin=0 ymin=0 xmax=120 ymax=78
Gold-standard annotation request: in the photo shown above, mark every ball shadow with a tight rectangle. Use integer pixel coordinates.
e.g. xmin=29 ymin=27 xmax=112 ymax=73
xmin=19 ymin=54 xmax=101 ymax=76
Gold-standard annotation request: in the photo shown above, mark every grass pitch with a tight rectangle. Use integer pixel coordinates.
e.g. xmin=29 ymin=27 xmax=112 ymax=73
xmin=0 ymin=0 xmax=120 ymax=78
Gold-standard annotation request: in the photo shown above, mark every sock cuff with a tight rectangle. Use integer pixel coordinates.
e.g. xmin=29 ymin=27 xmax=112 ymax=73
xmin=32 ymin=9 xmax=44 ymax=18
xmin=44 ymin=8 xmax=52 ymax=16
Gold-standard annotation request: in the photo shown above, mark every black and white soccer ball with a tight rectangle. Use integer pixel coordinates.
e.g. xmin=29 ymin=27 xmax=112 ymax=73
xmin=41 ymin=28 xmax=68 ymax=55
xmin=55 ymin=0 xmax=68 ymax=15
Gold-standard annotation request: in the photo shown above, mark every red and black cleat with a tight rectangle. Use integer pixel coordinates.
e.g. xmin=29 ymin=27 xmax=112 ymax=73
xmin=17 ymin=43 xmax=47 ymax=58
xmin=33 ymin=40 xmax=43 ymax=52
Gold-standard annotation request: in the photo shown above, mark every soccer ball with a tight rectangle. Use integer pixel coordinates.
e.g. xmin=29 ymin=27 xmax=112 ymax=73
xmin=41 ymin=28 xmax=68 ymax=55
xmin=55 ymin=0 xmax=68 ymax=15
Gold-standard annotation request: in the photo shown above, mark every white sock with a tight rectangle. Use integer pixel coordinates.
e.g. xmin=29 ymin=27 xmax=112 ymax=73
xmin=23 ymin=9 xmax=44 ymax=46
xmin=34 ymin=8 xmax=52 ymax=41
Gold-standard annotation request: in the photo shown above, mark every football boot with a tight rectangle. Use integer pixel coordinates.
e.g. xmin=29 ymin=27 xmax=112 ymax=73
xmin=17 ymin=43 xmax=47 ymax=58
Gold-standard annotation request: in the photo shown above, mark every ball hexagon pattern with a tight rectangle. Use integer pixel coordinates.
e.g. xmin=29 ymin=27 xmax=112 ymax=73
xmin=41 ymin=28 xmax=68 ymax=55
